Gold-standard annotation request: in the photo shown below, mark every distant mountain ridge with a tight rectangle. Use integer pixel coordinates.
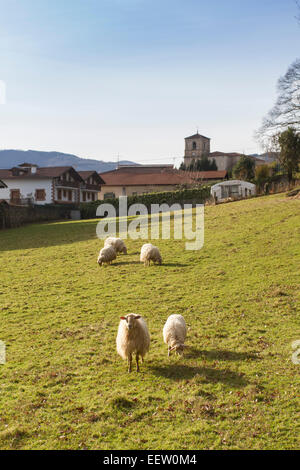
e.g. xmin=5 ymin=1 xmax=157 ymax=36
xmin=0 ymin=149 xmax=137 ymax=173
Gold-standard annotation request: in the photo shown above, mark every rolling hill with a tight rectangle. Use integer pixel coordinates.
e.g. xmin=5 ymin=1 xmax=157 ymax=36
xmin=0 ymin=149 xmax=137 ymax=173
xmin=0 ymin=193 xmax=299 ymax=449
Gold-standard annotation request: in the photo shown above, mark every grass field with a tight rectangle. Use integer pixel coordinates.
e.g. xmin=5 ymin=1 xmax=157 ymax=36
xmin=0 ymin=193 xmax=299 ymax=450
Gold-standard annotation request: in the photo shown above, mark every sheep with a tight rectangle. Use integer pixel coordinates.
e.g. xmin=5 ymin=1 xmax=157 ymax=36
xmin=140 ymin=243 xmax=162 ymax=266
xmin=97 ymin=246 xmax=117 ymax=266
xmin=116 ymin=313 xmax=150 ymax=372
xmin=163 ymin=314 xmax=187 ymax=356
xmin=104 ymin=237 xmax=127 ymax=255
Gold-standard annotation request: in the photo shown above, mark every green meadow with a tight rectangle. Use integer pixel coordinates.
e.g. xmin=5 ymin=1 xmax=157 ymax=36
xmin=0 ymin=193 xmax=299 ymax=450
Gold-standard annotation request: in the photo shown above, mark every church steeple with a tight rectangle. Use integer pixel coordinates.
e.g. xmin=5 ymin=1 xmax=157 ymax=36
xmin=184 ymin=132 xmax=211 ymax=166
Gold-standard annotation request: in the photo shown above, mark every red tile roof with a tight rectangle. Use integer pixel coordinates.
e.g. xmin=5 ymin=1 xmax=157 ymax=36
xmin=0 ymin=165 xmax=84 ymax=181
xmin=210 ymin=152 xmax=243 ymax=158
xmin=100 ymin=168 xmax=227 ymax=186
xmin=184 ymin=170 xmax=227 ymax=180
xmin=209 ymin=152 xmax=265 ymax=163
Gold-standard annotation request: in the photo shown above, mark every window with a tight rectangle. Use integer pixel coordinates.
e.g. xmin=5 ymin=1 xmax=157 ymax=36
xmin=82 ymin=191 xmax=86 ymax=202
xmin=68 ymin=190 xmax=72 ymax=201
xmin=63 ymin=190 xmax=67 ymax=198
xmin=57 ymin=189 xmax=62 ymax=200
xmin=221 ymin=185 xmax=240 ymax=199
xmin=91 ymin=193 xmax=95 ymax=201
xmin=192 ymin=141 xmax=197 ymax=150
xmin=122 ymin=187 xmax=126 ymax=195
xmin=35 ymin=189 xmax=46 ymax=201
xmin=10 ymin=189 xmax=20 ymax=202
xmin=104 ymin=192 xmax=115 ymax=199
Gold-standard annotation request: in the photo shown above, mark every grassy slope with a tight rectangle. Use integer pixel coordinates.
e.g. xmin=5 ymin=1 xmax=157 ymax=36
xmin=0 ymin=194 xmax=299 ymax=450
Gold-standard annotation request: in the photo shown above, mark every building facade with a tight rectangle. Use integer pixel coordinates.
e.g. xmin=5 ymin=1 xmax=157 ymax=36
xmin=0 ymin=163 xmax=104 ymax=205
xmin=99 ymin=165 xmax=227 ymax=199
xmin=78 ymin=171 xmax=105 ymax=203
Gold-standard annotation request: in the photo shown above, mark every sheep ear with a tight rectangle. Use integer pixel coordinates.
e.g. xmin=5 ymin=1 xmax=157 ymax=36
xmin=120 ymin=316 xmax=126 ymax=320
xmin=135 ymin=315 xmax=141 ymax=319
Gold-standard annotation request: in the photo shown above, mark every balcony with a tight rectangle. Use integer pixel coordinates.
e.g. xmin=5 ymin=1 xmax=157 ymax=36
xmin=10 ymin=197 xmax=34 ymax=206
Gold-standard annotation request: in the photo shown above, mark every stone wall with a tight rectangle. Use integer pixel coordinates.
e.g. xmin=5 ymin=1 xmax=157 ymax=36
xmin=0 ymin=203 xmax=71 ymax=229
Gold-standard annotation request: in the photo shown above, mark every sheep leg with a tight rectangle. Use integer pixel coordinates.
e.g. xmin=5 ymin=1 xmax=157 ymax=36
xmin=168 ymin=346 xmax=171 ymax=357
xmin=136 ymin=354 xmax=140 ymax=372
xmin=128 ymin=354 xmax=132 ymax=373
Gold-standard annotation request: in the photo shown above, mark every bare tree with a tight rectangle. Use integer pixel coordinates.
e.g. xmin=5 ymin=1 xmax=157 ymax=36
xmin=257 ymin=59 xmax=300 ymax=150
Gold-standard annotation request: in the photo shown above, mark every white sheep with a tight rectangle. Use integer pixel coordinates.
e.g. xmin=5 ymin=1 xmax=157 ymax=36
xmin=140 ymin=243 xmax=162 ymax=266
xmin=163 ymin=314 xmax=187 ymax=356
xmin=104 ymin=237 xmax=127 ymax=255
xmin=97 ymin=246 xmax=117 ymax=266
xmin=116 ymin=313 xmax=150 ymax=372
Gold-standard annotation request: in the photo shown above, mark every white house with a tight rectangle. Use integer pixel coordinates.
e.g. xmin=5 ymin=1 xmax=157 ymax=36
xmin=0 ymin=163 xmax=104 ymax=205
xmin=211 ymin=180 xmax=256 ymax=201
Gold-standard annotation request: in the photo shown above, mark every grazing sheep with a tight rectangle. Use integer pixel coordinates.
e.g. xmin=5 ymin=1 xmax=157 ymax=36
xmin=140 ymin=243 xmax=162 ymax=266
xmin=104 ymin=237 xmax=127 ymax=255
xmin=163 ymin=314 xmax=187 ymax=356
xmin=97 ymin=246 xmax=117 ymax=266
xmin=116 ymin=314 xmax=150 ymax=372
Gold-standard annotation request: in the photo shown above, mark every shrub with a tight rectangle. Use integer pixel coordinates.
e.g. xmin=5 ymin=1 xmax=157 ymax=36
xmin=233 ymin=155 xmax=255 ymax=181
xmin=80 ymin=186 xmax=211 ymax=219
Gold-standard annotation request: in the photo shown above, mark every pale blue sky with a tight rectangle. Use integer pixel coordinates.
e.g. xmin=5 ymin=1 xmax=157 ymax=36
xmin=0 ymin=0 xmax=299 ymax=164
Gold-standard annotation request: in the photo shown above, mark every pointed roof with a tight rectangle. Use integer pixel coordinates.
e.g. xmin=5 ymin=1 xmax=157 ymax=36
xmin=0 ymin=165 xmax=84 ymax=182
xmin=185 ymin=132 xmax=210 ymax=140
xmin=78 ymin=171 xmax=105 ymax=185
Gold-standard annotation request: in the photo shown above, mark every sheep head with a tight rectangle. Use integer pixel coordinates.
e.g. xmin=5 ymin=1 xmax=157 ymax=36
xmin=120 ymin=314 xmax=141 ymax=330
xmin=169 ymin=343 xmax=185 ymax=356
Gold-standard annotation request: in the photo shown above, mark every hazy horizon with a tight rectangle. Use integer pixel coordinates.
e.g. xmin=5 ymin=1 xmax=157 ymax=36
xmin=0 ymin=0 xmax=299 ymax=165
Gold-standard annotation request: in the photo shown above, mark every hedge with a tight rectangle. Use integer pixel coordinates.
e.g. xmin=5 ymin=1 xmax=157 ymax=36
xmin=80 ymin=186 xmax=211 ymax=219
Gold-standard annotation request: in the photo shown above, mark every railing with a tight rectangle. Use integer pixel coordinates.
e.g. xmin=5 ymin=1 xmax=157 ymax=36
xmin=55 ymin=180 xmax=80 ymax=189
xmin=10 ymin=197 xmax=34 ymax=206
xmin=83 ymin=184 xmax=101 ymax=191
